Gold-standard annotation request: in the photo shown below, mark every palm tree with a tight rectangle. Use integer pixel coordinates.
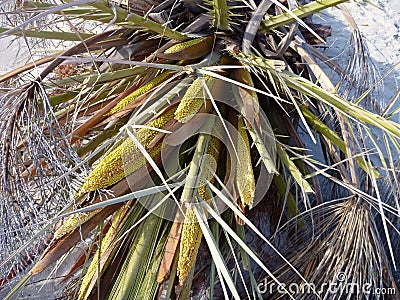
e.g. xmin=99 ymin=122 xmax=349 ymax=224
xmin=0 ymin=0 xmax=399 ymax=299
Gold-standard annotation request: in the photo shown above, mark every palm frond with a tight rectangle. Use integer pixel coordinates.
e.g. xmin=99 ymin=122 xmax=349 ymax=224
xmin=0 ymin=0 xmax=399 ymax=299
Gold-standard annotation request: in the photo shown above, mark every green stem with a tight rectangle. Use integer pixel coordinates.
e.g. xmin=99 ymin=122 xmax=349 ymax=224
xmin=213 ymin=0 xmax=229 ymax=30
xmin=262 ymin=0 xmax=348 ymax=31
xmin=276 ymin=143 xmax=314 ymax=193
xmin=22 ymin=0 xmax=188 ymax=41
xmin=0 ymin=27 xmax=92 ymax=40
xmin=299 ymin=104 xmax=380 ymax=177
xmin=90 ymin=0 xmax=188 ymax=41
xmin=24 ymin=0 xmax=97 ymax=15
xmin=280 ymin=71 xmax=400 ymax=138
xmin=180 ymin=132 xmax=212 ymax=203
xmin=47 ymin=67 xmax=145 ymax=88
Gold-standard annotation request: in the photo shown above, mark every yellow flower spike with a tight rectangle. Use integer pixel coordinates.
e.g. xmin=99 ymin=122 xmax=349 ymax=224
xmin=159 ymin=36 xmax=214 ymax=60
xmin=198 ymin=136 xmax=221 ymax=201
xmin=233 ymin=67 xmax=278 ymax=175
xmin=164 ymin=38 xmax=208 ymax=54
xmin=54 ymin=208 xmax=102 ymax=239
xmin=236 ymin=115 xmax=256 ymax=208
xmin=78 ymin=107 xmax=176 ymax=196
xmin=177 ymin=207 xmax=202 ymax=285
xmin=108 ymin=71 xmax=171 ymax=115
xmin=174 ymin=76 xmax=216 ymax=123
xmin=177 ymin=135 xmax=221 ymax=284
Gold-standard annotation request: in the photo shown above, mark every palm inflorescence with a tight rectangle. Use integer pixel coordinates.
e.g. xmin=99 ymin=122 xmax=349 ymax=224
xmin=0 ymin=0 xmax=399 ymax=299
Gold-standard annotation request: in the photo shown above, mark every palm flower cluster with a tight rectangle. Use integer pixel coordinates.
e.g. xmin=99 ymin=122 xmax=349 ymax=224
xmin=0 ymin=0 xmax=399 ymax=299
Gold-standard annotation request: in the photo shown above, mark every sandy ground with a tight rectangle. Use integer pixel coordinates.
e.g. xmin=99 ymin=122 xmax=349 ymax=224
xmin=322 ymin=0 xmax=400 ymax=107
xmin=0 ymin=0 xmax=399 ymax=298
xmin=0 ymin=37 xmax=26 ymax=74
